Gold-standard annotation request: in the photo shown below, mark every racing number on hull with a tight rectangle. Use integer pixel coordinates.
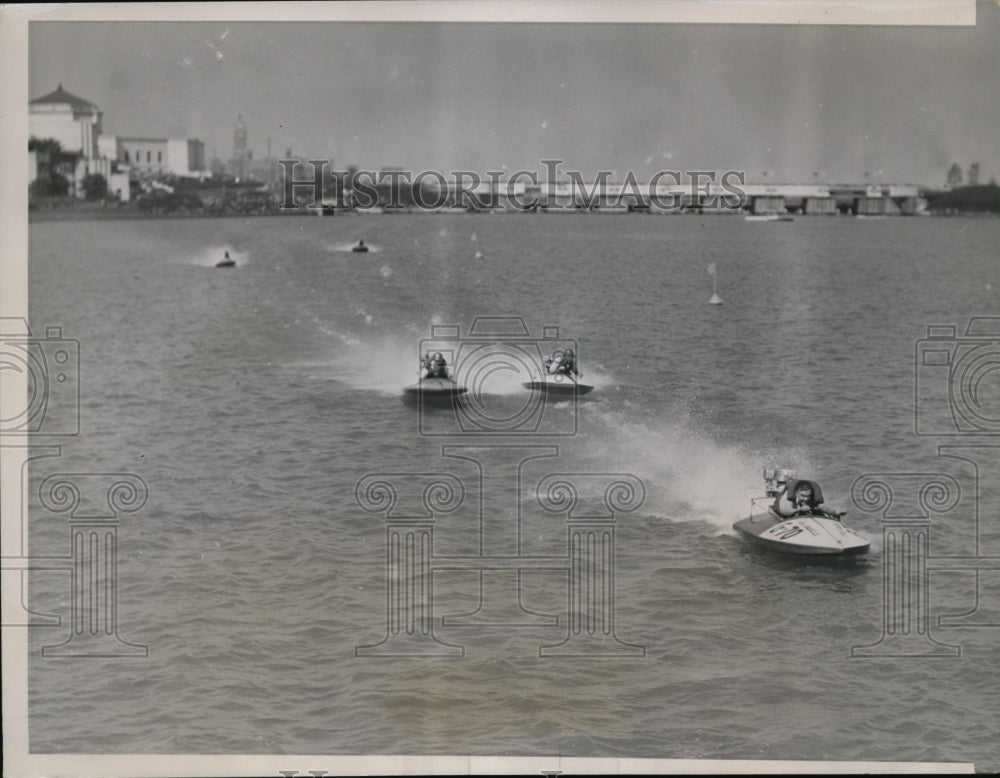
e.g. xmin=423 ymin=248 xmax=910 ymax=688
xmin=773 ymin=525 xmax=803 ymax=540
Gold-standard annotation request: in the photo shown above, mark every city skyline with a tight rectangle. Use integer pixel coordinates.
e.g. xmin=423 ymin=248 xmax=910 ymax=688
xmin=20 ymin=3 xmax=1000 ymax=188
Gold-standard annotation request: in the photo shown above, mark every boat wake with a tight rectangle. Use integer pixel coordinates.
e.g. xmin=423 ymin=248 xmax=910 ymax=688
xmin=292 ymin=315 xmax=821 ymax=538
xmin=564 ymin=412 xmax=817 ymax=535
xmin=337 ymin=336 xmax=424 ymax=394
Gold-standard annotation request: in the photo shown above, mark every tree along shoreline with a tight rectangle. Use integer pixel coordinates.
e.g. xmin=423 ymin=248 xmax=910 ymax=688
xmin=27 ymin=203 xmax=1000 ymax=222
xmin=26 ymin=183 xmax=1000 ymax=222
xmin=925 ymin=184 xmax=1000 ymax=214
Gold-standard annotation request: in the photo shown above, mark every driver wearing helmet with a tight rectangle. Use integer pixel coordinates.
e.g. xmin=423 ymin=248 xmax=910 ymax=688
xmin=422 ymin=352 xmax=449 ymax=379
xmin=773 ymin=479 xmax=844 ymax=520
xmin=560 ymin=348 xmax=577 ymax=376
xmin=544 ymin=347 xmax=580 ymax=378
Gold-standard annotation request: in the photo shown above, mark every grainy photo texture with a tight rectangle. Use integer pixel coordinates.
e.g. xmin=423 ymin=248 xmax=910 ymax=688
xmin=2 ymin=1 xmax=997 ymax=776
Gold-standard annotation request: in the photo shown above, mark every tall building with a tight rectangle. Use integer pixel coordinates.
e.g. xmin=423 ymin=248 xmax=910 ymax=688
xmin=230 ymin=114 xmax=251 ymax=180
xmin=244 ymin=135 xmax=279 ymax=187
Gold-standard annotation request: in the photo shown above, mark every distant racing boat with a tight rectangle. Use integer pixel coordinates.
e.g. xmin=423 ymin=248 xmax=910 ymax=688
xmin=523 ymin=373 xmax=593 ymax=395
xmin=402 ymin=377 xmax=467 ymax=397
xmin=522 ymin=352 xmax=594 ymax=395
xmin=745 ymin=213 xmax=793 ymax=222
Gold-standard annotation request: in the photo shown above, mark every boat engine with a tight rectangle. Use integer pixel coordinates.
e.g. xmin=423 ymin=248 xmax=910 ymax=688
xmin=762 ymin=467 xmax=796 ymax=498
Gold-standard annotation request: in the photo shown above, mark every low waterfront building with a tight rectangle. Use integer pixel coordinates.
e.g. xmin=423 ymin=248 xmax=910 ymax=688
xmin=103 ymin=135 xmax=206 ymax=178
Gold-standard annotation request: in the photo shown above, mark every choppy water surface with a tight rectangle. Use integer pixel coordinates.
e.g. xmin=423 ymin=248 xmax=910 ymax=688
xmin=25 ymin=212 xmax=1000 ymax=769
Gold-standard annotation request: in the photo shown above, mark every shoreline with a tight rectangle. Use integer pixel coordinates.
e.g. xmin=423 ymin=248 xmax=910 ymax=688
xmin=27 ymin=206 xmax=305 ymax=222
xmin=26 ymin=206 xmax=1000 ymax=223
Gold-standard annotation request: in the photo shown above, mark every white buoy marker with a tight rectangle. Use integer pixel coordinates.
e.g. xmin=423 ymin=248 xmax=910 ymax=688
xmin=707 ymin=262 xmax=723 ymax=305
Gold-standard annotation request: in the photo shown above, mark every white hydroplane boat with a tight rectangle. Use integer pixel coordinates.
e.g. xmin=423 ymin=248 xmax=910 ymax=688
xmin=402 ymin=376 xmax=467 ymax=399
xmin=522 ymin=352 xmax=593 ymax=395
xmin=733 ymin=468 xmax=870 ymax=556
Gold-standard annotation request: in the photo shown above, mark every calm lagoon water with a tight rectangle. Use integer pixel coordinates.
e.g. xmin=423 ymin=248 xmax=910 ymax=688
xmin=25 ymin=211 xmax=1000 ymax=769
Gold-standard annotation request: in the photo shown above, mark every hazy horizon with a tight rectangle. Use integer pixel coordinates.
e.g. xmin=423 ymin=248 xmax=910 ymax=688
xmin=29 ymin=9 xmax=1000 ymax=184
xmin=22 ymin=6 xmax=1000 ymax=188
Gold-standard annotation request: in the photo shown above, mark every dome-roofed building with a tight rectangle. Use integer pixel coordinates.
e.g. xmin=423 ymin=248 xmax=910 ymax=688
xmin=29 ymin=83 xmax=103 ymax=159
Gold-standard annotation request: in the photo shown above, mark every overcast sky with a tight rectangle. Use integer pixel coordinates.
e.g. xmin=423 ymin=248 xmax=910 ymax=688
xmin=25 ymin=3 xmax=1000 ymax=186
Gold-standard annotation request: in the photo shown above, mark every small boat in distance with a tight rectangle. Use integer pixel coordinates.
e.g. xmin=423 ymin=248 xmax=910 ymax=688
xmin=523 ymin=350 xmax=594 ymax=395
xmin=403 ymin=353 xmax=468 ymax=405
xmin=402 ymin=377 xmax=468 ymax=399
xmin=744 ymin=213 xmax=794 ymax=222
xmin=351 ymin=240 xmax=369 ymax=253
xmin=216 ymin=251 xmax=236 ymax=268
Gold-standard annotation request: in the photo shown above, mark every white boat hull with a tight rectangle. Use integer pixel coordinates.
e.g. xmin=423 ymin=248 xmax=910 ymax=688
xmin=403 ymin=377 xmax=467 ymax=397
xmin=733 ymin=512 xmax=870 ymax=556
xmin=523 ymin=378 xmax=594 ymax=395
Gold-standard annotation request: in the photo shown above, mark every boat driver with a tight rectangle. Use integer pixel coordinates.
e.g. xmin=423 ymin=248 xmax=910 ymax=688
xmin=422 ymin=352 xmax=448 ymax=379
xmin=545 ymin=348 xmax=579 ymax=377
xmin=773 ymin=479 xmax=843 ymax=520
xmin=560 ymin=349 xmax=578 ymax=376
